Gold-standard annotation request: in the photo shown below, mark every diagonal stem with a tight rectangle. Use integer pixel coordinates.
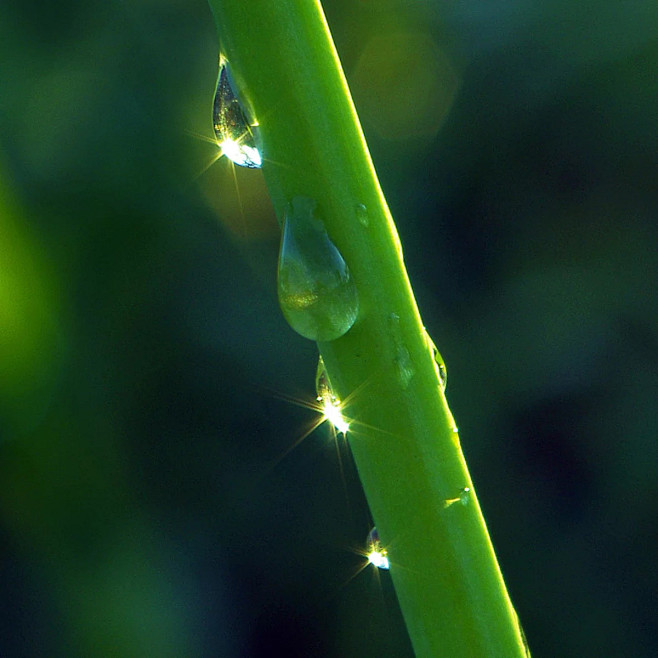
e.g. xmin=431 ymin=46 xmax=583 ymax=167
xmin=207 ymin=1 xmax=529 ymax=655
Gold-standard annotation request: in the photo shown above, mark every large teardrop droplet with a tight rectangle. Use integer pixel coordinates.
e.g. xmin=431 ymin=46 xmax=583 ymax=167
xmin=277 ymin=198 xmax=359 ymax=342
xmin=213 ymin=56 xmax=262 ymax=168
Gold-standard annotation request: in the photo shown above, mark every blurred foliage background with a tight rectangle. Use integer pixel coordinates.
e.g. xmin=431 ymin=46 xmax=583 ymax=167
xmin=1 ymin=0 xmax=657 ymax=656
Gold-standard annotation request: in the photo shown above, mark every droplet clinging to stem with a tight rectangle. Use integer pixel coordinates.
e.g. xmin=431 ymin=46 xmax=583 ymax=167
xmin=213 ymin=56 xmax=262 ymax=168
xmin=366 ymin=527 xmax=390 ymax=570
xmin=424 ymin=330 xmax=447 ymax=391
xmin=315 ymin=355 xmax=350 ymax=435
xmin=277 ymin=197 xmax=359 ymax=342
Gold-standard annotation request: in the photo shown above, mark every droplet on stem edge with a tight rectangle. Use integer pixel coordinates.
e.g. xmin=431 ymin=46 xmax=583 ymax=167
xmin=213 ymin=56 xmax=262 ymax=168
xmin=366 ymin=527 xmax=390 ymax=570
xmin=424 ymin=330 xmax=447 ymax=391
xmin=315 ymin=355 xmax=350 ymax=435
xmin=277 ymin=197 xmax=359 ymax=342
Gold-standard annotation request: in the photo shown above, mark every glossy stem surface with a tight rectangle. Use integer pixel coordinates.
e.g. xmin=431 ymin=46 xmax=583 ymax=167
xmin=208 ymin=1 xmax=528 ymax=655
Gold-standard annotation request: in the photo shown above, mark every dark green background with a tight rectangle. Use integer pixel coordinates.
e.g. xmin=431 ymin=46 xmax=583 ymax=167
xmin=1 ymin=0 xmax=656 ymax=655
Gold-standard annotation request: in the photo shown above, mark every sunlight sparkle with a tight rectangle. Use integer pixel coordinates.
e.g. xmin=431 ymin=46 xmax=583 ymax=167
xmin=321 ymin=398 xmax=350 ymax=435
xmin=218 ymin=138 xmax=262 ymax=168
xmin=367 ymin=547 xmax=390 ymax=570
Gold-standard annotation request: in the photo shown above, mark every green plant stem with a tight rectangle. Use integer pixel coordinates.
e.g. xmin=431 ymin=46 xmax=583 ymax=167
xmin=208 ymin=1 xmax=528 ymax=655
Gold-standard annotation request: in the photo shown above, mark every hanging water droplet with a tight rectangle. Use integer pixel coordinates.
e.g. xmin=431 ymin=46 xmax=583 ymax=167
xmin=424 ymin=330 xmax=447 ymax=390
xmin=278 ymin=197 xmax=359 ymax=342
xmin=315 ymin=355 xmax=350 ymax=434
xmin=355 ymin=203 xmax=369 ymax=227
xmin=213 ymin=56 xmax=262 ymax=168
xmin=366 ymin=527 xmax=390 ymax=570
xmin=389 ymin=313 xmax=414 ymax=389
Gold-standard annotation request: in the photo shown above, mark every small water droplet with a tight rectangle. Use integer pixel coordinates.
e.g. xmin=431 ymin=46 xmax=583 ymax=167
xmin=278 ymin=198 xmax=359 ymax=342
xmin=424 ymin=330 xmax=447 ymax=391
xmin=315 ymin=355 xmax=332 ymax=402
xmin=444 ymin=486 xmax=471 ymax=508
xmin=366 ymin=527 xmax=390 ymax=570
xmin=315 ymin=355 xmax=349 ymax=434
xmin=355 ymin=203 xmax=369 ymax=227
xmin=213 ymin=56 xmax=262 ymax=168
xmin=389 ymin=313 xmax=414 ymax=389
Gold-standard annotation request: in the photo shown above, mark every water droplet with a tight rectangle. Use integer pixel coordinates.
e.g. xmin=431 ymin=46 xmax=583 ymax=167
xmin=315 ymin=355 xmax=332 ymax=402
xmin=389 ymin=313 xmax=414 ymax=389
xmin=277 ymin=198 xmax=359 ymax=342
xmin=424 ymin=330 xmax=447 ymax=391
xmin=315 ymin=355 xmax=350 ymax=434
xmin=436 ymin=362 xmax=447 ymax=391
xmin=213 ymin=56 xmax=262 ymax=168
xmin=366 ymin=527 xmax=390 ymax=570
xmin=355 ymin=203 xmax=369 ymax=227
xmin=444 ymin=486 xmax=471 ymax=508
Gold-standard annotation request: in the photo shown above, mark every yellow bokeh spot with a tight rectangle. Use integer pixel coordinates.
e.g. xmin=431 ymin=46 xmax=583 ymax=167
xmin=351 ymin=31 xmax=459 ymax=141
